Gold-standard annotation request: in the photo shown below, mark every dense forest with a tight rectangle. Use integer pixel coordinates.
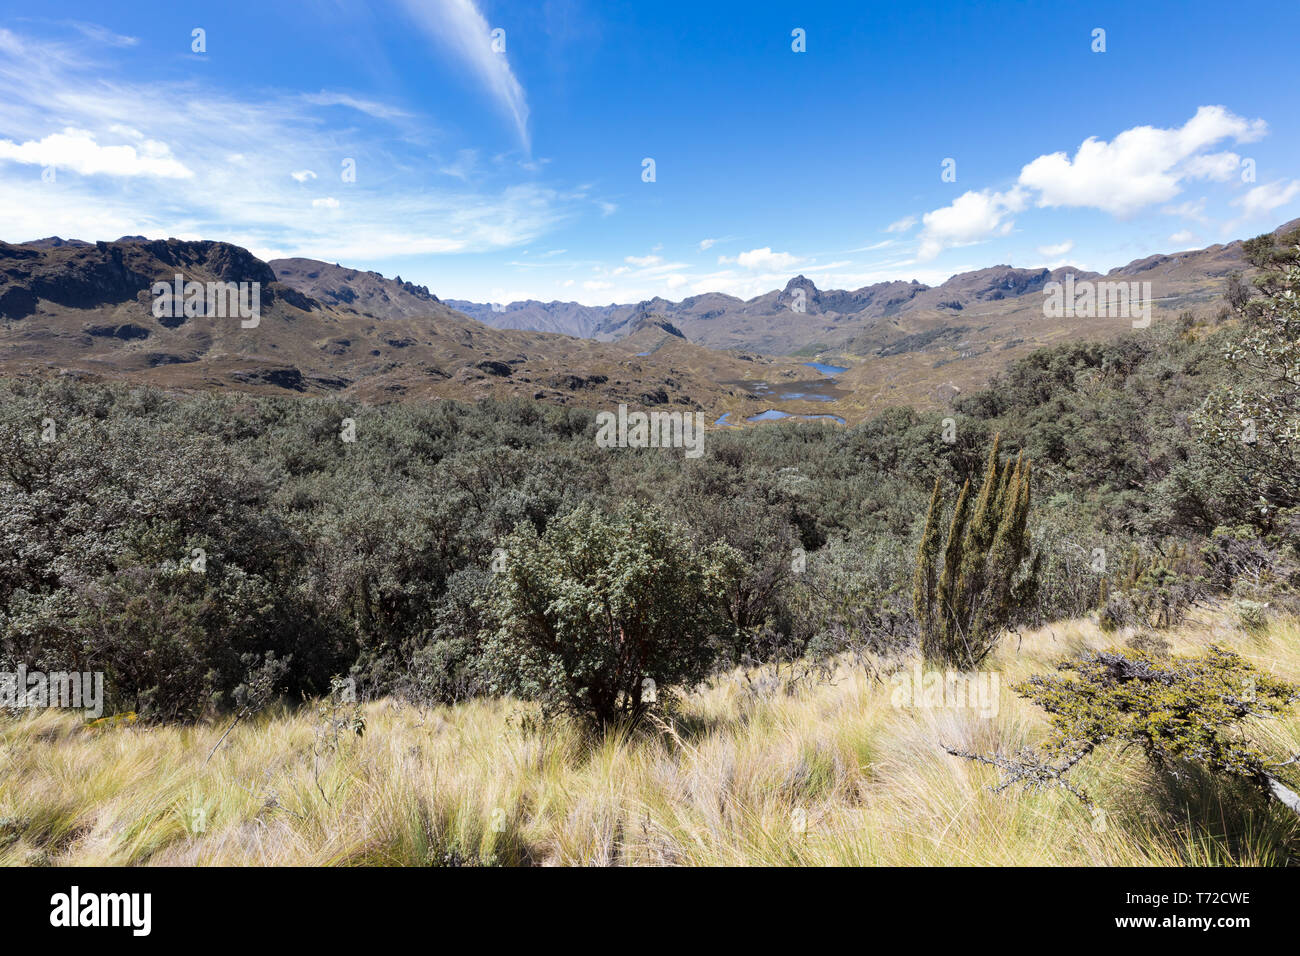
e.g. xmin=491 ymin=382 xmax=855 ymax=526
xmin=2 ymin=230 xmax=1297 ymax=726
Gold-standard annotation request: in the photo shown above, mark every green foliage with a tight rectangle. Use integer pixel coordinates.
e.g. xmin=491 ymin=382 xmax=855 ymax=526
xmin=399 ymin=569 xmax=493 ymax=706
xmin=1203 ymin=513 xmax=1300 ymax=615
xmin=483 ymin=504 xmax=739 ymax=729
xmin=1196 ymin=229 xmax=1300 ymax=521
xmin=1098 ymin=544 xmax=1204 ymax=632
xmin=786 ymin=532 xmax=916 ymax=659
xmin=2 ymin=271 xmax=1293 ymax=723
xmin=913 ymin=434 xmax=1039 ymax=668
xmin=949 ymin=646 xmax=1300 ymax=810
xmin=1020 ymin=646 xmax=1299 ymax=793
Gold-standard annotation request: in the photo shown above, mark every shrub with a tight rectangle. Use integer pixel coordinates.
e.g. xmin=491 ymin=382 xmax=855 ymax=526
xmin=397 ymin=569 xmax=493 ymax=706
xmin=483 ymin=504 xmax=739 ymax=729
xmin=785 ymin=532 xmax=916 ymax=660
xmin=913 ymin=434 xmax=1040 ymax=668
xmin=1196 ymin=229 xmax=1300 ymax=519
xmin=949 ymin=646 xmax=1300 ymax=813
xmin=1097 ymin=544 xmax=1204 ymax=632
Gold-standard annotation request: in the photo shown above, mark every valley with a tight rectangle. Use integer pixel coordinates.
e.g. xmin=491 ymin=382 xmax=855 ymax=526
xmin=0 ymin=221 xmax=1292 ymax=429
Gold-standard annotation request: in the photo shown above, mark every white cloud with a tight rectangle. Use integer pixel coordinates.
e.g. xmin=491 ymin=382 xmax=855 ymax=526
xmin=698 ymin=238 xmax=717 ymax=250
xmin=583 ymin=280 xmax=612 ymax=291
xmin=291 ymin=169 xmax=317 ymax=183
xmin=625 ymin=254 xmax=662 ymax=267
xmin=312 ymin=197 xmax=340 ymax=209
xmin=301 ymin=90 xmax=411 ymax=120
xmin=0 ymin=127 xmax=192 ymax=178
xmin=885 ymin=215 xmax=917 ymax=233
xmin=1037 ymin=240 xmax=1074 ymax=257
xmin=395 ymin=0 xmax=530 ymax=150
xmin=1162 ymin=198 xmax=1210 ymax=224
xmin=722 ymin=247 xmax=802 ymax=271
xmin=1231 ymin=179 xmax=1300 ymax=224
xmin=1182 ymin=151 xmax=1242 ymax=182
xmin=1170 ymin=230 xmax=1196 ymax=245
xmin=1018 ymin=106 xmax=1266 ymax=217
xmin=917 ymin=187 xmax=1027 ymax=261
xmin=68 ymin=22 xmax=139 ymax=48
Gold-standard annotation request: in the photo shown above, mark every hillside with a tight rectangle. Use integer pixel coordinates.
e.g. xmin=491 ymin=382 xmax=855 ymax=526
xmin=4 ymin=611 xmax=1296 ymax=865
xmin=0 ymin=237 xmax=797 ymax=412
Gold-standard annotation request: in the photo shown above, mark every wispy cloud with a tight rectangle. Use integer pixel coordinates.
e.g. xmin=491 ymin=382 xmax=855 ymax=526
xmin=67 ymin=22 xmax=139 ymax=48
xmin=0 ymin=27 xmax=568 ymax=260
xmin=1230 ymin=179 xmax=1300 ymax=228
xmin=395 ymin=0 xmax=530 ymax=151
xmin=301 ymin=90 xmax=412 ymax=121
xmin=1036 ymin=240 xmax=1074 ymax=257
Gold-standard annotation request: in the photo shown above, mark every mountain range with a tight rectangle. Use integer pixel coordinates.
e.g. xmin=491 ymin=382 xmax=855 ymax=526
xmin=0 ymin=222 xmax=1291 ymax=426
xmin=447 ymin=229 xmax=1275 ymax=356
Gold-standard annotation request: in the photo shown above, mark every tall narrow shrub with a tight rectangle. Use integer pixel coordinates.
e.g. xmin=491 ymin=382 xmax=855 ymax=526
xmin=912 ymin=434 xmax=1039 ymax=668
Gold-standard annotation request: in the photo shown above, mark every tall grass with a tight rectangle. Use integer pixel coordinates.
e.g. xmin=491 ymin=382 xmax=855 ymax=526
xmin=3 ymin=611 xmax=1298 ymax=866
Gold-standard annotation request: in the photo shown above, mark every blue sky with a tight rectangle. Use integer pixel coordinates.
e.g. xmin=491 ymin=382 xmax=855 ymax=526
xmin=0 ymin=0 xmax=1297 ymax=305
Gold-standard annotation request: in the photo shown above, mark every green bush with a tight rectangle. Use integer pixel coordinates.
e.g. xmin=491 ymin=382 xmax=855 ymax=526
xmin=483 ymin=504 xmax=739 ymax=729
xmin=913 ymin=434 xmax=1040 ymax=668
xmin=949 ymin=645 xmax=1300 ymax=810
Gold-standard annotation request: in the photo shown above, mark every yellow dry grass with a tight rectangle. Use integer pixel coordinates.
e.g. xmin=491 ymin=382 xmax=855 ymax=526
xmin=2 ymin=610 xmax=1298 ymax=866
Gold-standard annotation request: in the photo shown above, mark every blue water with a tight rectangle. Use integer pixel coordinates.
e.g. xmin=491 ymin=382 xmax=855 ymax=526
xmin=745 ymin=409 xmax=846 ymax=424
xmin=802 ymin=361 xmax=849 ymax=376
xmin=781 ymin=392 xmax=834 ymax=402
xmin=635 ymin=351 xmax=652 ymax=356
xmin=714 ymin=413 xmax=735 ymax=426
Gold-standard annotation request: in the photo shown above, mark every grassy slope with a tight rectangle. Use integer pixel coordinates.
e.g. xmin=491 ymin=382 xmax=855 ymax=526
xmin=3 ymin=611 xmax=1298 ymax=866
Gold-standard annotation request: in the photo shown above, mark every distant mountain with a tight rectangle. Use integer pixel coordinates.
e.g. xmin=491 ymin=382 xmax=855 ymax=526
xmin=446 ymin=225 xmax=1292 ymax=356
xmin=445 ymin=297 xmax=627 ymax=338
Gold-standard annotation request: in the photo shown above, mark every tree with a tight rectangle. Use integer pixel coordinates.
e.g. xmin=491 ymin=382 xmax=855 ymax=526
xmin=912 ymin=433 xmax=1039 ymax=668
xmin=484 ymin=504 xmax=739 ymax=729
xmin=1196 ymin=228 xmax=1300 ymax=523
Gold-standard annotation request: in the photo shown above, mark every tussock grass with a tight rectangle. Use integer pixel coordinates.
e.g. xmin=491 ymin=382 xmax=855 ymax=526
xmin=3 ymin=611 xmax=1298 ymax=866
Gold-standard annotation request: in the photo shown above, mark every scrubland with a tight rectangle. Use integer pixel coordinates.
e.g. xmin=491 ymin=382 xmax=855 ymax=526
xmin=4 ymin=610 xmax=1296 ymax=867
